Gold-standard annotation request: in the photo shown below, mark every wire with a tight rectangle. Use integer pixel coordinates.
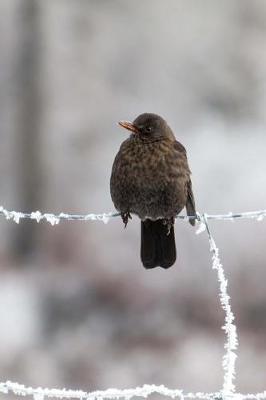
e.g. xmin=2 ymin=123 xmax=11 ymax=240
xmin=202 ymin=214 xmax=238 ymax=393
xmin=0 ymin=205 xmax=265 ymax=225
xmin=0 ymin=205 xmax=265 ymax=399
xmin=1 ymin=381 xmax=266 ymax=400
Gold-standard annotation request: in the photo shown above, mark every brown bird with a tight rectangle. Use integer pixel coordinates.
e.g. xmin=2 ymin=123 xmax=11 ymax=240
xmin=110 ymin=113 xmax=196 ymax=269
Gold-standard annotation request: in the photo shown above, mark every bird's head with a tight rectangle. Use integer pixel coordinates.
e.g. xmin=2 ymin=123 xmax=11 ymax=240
xmin=118 ymin=113 xmax=175 ymax=142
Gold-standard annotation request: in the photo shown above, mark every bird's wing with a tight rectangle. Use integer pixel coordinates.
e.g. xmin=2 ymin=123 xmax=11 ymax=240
xmin=173 ymin=141 xmax=196 ymax=226
xmin=186 ymin=179 xmax=196 ymax=226
xmin=173 ymin=140 xmax=191 ymax=174
xmin=173 ymin=140 xmax=187 ymax=155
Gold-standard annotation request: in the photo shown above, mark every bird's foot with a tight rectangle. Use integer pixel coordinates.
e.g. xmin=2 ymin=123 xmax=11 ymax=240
xmin=121 ymin=211 xmax=132 ymax=228
xmin=162 ymin=217 xmax=174 ymax=235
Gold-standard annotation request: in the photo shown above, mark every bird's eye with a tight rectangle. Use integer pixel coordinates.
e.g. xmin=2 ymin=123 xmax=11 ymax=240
xmin=145 ymin=126 xmax=152 ymax=133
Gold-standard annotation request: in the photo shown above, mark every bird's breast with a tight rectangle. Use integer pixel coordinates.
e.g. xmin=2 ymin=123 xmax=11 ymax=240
xmin=110 ymin=138 xmax=188 ymax=219
xmin=117 ymin=140 xmax=184 ymax=182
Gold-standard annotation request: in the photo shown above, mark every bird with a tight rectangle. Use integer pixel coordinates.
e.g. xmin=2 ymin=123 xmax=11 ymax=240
xmin=110 ymin=113 xmax=196 ymax=269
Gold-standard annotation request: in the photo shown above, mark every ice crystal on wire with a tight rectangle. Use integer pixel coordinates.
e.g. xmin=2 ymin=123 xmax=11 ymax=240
xmin=31 ymin=211 xmax=43 ymax=222
xmin=205 ymin=222 xmax=238 ymax=394
xmin=33 ymin=392 xmax=44 ymax=400
xmin=196 ymin=221 xmax=206 ymax=235
xmin=101 ymin=213 xmax=112 ymax=224
xmin=10 ymin=211 xmax=24 ymax=224
xmin=44 ymin=214 xmax=60 ymax=226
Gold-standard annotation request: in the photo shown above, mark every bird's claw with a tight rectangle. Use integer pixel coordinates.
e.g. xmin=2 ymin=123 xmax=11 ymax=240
xmin=162 ymin=217 xmax=174 ymax=235
xmin=121 ymin=211 xmax=132 ymax=228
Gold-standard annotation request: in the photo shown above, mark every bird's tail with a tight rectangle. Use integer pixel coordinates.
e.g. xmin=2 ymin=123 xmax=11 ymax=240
xmin=141 ymin=220 xmax=176 ymax=269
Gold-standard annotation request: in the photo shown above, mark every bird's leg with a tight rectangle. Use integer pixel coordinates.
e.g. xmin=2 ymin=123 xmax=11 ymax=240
xmin=121 ymin=211 xmax=132 ymax=228
xmin=162 ymin=217 xmax=175 ymax=235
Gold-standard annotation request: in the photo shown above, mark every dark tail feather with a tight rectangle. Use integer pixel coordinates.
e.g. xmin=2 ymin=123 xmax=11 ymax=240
xmin=141 ymin=220 xmax=176 ymax=269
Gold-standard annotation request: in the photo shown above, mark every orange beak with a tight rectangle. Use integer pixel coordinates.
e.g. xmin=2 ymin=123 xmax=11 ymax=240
xmin=118 ymin=120 xmax=139 ymax=134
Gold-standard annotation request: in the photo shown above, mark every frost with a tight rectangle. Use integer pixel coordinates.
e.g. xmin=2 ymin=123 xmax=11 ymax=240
xmin=0 ymin=205 xmax=266 ymax=226
xmin=34 ymin=392 xmax=44 ymax=400
xmin=196 ymin=222 xmax=206 ymax=235
xmin=84 ymin=213 xmax=97 ymax=221
xmin=44 ymin=214 xmax=60 ymax=226
xmin=59 ymin=213 xmax=70 ymax=219
xmin=30 ymin=211 xmax=43 ymax=223
xmin=227 ymin=212 xmax=234 ymax=221
xmin=0 ymin=383 xmax=8 ymax=394
xmin=101 ymin=213 xmax=112 ymax=224
xmin=2 ymin=381 xmax=266 ymax=400
xmin=83 ymin=213 xmax=112 ymax=223
xmin=10 ymin=211 xmax=24 ymax=224
xmin=204 ymin=217 xmax=238 ymax=394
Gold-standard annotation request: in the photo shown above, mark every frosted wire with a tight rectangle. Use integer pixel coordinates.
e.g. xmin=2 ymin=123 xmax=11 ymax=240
xmin=202 ymin=214 xmax=238 ymax=394
xmin=1 ymin=381 xmax=266 ymax=400
xmin=0 ymin=205 xmax=265 ymax=225
xmin=0 ymin=207 xmax=265 ymax=398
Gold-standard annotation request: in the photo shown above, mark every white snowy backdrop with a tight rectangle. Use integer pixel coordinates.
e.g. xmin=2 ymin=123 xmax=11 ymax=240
xmin=0 ymin=0 xmax=266 ymax=397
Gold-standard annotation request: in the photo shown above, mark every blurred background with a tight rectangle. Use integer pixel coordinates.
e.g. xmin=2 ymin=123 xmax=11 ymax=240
xmin=0 ymin=0 xmax=266 ymax=396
